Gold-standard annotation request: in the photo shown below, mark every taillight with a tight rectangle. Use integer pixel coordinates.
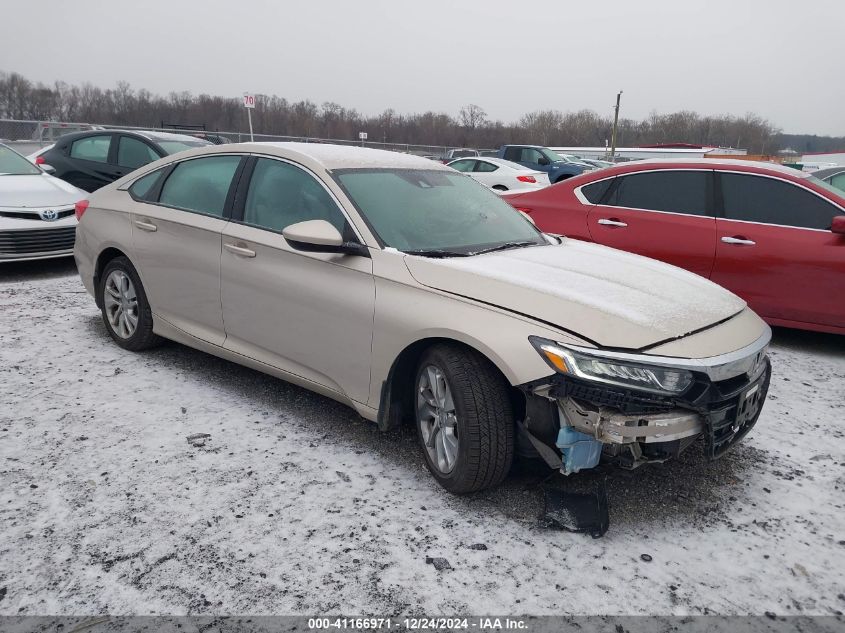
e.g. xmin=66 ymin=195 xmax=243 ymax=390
xmin=517 ymin=175 xmax=537 ymax=183
xmin=35 ymin=155 xmax=46 ymax=165
xmin=74 ymin=200 xmax=89 ymax=220
xmin=514 ymin=206 xmax=533 ymax=214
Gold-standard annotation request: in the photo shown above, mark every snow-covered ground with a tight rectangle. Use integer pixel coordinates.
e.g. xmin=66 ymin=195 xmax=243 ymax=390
xmin=1 ymin=259 xmax=844 ymax=616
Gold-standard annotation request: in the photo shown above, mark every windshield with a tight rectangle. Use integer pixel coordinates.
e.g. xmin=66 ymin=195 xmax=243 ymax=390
xmin=0 ymin=145 xmax=42 ymax=175
xmin=334 ymin=168 xmax=545 ymax=254
xmin=806 ymin=174 xmax=845 ymax=198
xmin=157 ymin=140 xmax=211 ymax=155
xmin=540 ymin=148 xmax=565 ymax=163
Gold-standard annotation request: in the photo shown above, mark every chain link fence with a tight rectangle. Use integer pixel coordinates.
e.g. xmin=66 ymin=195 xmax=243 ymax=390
xmin=0 ymin=118 xmax=491 ymax=159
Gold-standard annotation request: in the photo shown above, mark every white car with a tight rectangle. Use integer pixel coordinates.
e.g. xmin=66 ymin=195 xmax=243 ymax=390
xmin=447 ymin=157 xmax=550 ymax=191
xmin=0 ymin=144 xmax=86 ymax=262
xmin=26 ymin=144 xmax=55 ymax=167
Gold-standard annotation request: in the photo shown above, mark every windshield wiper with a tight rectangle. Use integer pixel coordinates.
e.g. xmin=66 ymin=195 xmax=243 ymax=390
xmin=403 ymin=248 xmax=469 ymax=258
xmin=469 ymin=240 xmax=540 ymax=256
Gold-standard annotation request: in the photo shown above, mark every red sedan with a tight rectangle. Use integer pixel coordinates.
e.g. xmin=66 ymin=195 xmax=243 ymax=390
xmin=504 ymin=159 xmax=845 ymax=335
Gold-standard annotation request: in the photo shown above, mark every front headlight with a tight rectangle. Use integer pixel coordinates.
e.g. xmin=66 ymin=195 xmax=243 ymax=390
xmin=530 ymin=337 xmax=693 ymax=395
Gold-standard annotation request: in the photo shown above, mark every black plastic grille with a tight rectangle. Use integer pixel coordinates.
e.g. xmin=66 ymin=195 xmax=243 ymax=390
xmin=0 ymin=209 xmax=75 ymax=220
xmin=0 ymin=226 xmax=76 ymax=255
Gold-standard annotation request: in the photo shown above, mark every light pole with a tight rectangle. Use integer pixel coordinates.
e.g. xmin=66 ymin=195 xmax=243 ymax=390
xmin=609 ymin=90 xmax=623 ymax=160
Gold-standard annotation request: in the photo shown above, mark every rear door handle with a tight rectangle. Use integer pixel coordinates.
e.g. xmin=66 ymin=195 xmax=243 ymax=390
xmin=224 ymin=242 xmax=256 ymax=258
xmin=597 ymin=218 xmax=627 ymax=227
xmin=134 ymin=219 xmax=157 ymax=232
xmin=721 ymin=236 xmax=756 ymax=246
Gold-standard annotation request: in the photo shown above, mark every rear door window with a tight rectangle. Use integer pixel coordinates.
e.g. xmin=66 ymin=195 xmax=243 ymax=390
xmin=70 ymin=135 xmax=112 ymax=163
xmin=475 ymin=161 xmax=498 ymax=173
xmin=159 ymin=155 xmax=242 ymax=217
xmin=117 ymin=136 xmax=160 ymax=169
xmin=720 ymin=172 xmax=840 ymax=230
xmin=606 ymin=170 xmax=710 ymax=216
xmin=449 ymin=160 xmax=475 ymax=173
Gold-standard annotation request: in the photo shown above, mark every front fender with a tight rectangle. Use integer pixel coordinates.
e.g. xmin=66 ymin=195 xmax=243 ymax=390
xmin=367 ymin=275 xmax=585 ymax=408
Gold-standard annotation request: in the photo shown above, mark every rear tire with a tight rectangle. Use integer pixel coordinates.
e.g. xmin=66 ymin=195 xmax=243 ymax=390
xmin=414 ymin=344 xmax=514 ymax=494
xmin=98 ymin=256 xmax=162 ymax=351
xmin=492 ymin=185 xmax=508 ymax=191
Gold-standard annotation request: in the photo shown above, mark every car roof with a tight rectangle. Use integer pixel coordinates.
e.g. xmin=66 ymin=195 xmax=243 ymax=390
xmin=586 ymin=158 xmax=813 ymax=180
xmin=244 ymin=142 xmax=453 ymax=171
xmin=53 ymin=129 xmax=212 ymax=144
xmin=811 ymin=165 xmax=845 ymax=179
xmin=628 ymin=157 xmax=806 ymax=175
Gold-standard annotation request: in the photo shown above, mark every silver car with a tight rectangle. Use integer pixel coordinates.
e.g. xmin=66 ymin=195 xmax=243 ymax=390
xmin=74 ymin=143 xmax=771 ymax=493
xmin=0 ymin=144 xmax=86 ymax=262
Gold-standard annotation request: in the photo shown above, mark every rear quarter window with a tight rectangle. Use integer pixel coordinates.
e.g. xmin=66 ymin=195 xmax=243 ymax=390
xmin=580 ymin=179 xmax=613 ymax=203
xmin=128 ymin=169 xmax=165 ymax=201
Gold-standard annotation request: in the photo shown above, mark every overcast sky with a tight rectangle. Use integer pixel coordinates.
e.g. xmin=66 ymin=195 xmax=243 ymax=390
xmin=4 ymin=0 xmax=843 ymax=135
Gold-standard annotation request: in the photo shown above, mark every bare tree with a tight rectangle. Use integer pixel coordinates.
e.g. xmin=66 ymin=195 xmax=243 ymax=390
xmin=0 ymin=71 xmax=795 ymax=152
xmin=458 ymin=104 xmax=487 ymax=131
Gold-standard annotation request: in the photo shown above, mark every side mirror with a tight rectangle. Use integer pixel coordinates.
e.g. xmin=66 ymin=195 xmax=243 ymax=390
xmin=832 ymin=215 xmax=845 ymax=235
xmin=537 ymin=157 xmax=550 ymax=166
xmin=282 ymin=219 xmax=369 ymax=257
xmin=40 ymin=164 xmax=56 ymax=174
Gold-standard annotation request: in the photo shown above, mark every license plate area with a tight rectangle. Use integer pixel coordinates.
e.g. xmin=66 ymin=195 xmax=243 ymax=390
xmin=704 ymin=361 xmax=771 ymax=460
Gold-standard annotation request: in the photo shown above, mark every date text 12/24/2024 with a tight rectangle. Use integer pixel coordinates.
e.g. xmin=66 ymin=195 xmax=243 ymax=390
xmin=308 ymin=618 xmax=528 ymax=630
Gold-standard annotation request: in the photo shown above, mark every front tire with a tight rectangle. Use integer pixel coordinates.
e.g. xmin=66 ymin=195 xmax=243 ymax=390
xmin=98 ymin=256 xmax=162 ymax=351
xmin=414 ymin=344 xmax=514 ymax=494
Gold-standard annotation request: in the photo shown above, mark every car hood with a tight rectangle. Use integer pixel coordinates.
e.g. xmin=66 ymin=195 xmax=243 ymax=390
xmin=0 ymin=174 xmax=85 ymax=209
xmin=403 ymin=239 xmax=747 ymax=350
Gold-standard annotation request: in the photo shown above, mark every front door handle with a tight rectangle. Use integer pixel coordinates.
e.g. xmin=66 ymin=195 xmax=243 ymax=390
xmin=224 ymin=242 xmax=256 ymax=258
xmin=597 ymin=218 xmax=628 ymax=228
xmin=721 ymin=236 xmax=756 ymax=246
xmin=134 ymin=219 xmax=157 ymax=232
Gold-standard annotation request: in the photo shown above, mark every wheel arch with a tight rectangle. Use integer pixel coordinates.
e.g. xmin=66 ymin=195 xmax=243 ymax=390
xmin=376 ymin=335 xmax=525 ymax=432
xmin=93 ymin=246 xmax=131 ymax=307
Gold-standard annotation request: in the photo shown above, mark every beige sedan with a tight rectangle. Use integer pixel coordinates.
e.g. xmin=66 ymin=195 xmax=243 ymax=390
xmin=74 ymin=143 xmax=771 ymax=493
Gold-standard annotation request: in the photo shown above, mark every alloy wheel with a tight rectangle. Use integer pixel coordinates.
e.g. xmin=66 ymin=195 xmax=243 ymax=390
xmin=103 ymin=270 xmax=139 ymax=339
xmin=416 ymin=364 xmax=459 ymax=474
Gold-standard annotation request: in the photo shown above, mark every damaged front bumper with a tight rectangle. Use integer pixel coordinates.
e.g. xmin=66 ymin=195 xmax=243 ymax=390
xmin=520 ymin=331 xmax=772 ymax=475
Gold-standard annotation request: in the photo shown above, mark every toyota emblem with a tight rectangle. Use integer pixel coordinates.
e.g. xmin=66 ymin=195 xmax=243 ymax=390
xmin=39 ymin=209 xmax=59 ymax=221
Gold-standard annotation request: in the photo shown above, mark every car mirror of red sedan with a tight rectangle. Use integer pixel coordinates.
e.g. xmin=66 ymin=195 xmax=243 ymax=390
xmin=831 ymin=215 xmax=845 ymax=235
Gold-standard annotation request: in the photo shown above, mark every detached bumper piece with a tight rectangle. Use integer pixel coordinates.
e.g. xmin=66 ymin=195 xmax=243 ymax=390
xmin=541 ymin=480 xmax=609 ymax=538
